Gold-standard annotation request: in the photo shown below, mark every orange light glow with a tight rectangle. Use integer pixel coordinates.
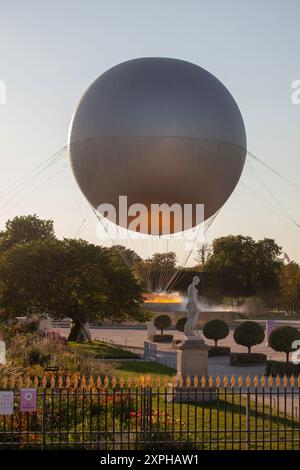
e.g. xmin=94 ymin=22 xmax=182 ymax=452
xmin=143 ymin=292 xmax=183 ymax=304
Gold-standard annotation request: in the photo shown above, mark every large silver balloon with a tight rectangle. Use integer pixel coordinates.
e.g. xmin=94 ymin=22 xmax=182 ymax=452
xmin=69 ymin=57 xmax=246 ymax=234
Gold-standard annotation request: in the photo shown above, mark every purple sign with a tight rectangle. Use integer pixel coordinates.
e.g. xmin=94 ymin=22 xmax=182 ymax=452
xmin=20 ymin=388 xmax=37 ymax=412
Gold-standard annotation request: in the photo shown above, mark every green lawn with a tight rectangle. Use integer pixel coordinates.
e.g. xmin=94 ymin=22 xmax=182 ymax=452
xmin=68 ymin=340 xmax=139 ymax=359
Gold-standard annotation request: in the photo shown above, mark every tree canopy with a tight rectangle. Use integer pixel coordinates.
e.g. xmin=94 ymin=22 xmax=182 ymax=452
xmin=0 ymin=216 xmax=147 ymax=340
xmin=202 ymin=235 xmax=282 ymax=301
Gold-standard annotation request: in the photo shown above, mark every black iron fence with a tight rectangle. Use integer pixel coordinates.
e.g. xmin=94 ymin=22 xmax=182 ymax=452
xmin=0 ymin=373 xmax=300 ymax=450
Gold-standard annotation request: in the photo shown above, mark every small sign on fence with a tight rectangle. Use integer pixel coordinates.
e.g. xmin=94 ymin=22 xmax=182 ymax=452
xmin=20 ymin=388 xmax=37 ymax=412
xmin=0 ymin=391 xmax=13 ymax=415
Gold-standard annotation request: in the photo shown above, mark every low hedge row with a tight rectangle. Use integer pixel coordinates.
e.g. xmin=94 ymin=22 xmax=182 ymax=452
xmin=266 ymin=360 xmax=300 ymax=376
xmin=208 ymin=346 xmax=231 ymax=357
xmin=230 ymin=352 xmax=267 ymax=366
xmin=152 ymin=334 xmax=174 ymax=343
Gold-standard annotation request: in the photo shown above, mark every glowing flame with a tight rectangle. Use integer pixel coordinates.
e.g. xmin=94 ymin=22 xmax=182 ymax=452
xmin=143 ymin=292 xmax=183 ymax=304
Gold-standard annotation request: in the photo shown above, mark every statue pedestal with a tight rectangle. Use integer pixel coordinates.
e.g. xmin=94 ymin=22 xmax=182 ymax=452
xmin=173 ymin=337 xmax=216 ymax=403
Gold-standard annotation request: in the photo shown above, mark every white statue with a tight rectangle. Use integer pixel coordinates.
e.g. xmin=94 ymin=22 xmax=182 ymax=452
xmin=184 ymin=276 xmax=202 ymax=339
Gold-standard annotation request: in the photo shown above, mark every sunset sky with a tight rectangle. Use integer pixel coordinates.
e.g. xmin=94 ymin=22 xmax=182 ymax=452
xmin=0 ymin=0 xmax=300 ymax=263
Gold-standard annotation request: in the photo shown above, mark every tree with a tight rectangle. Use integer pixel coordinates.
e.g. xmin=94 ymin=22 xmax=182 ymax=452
xmin=176 ymin=317 xmax=187 ymax=332
xmin=278 ymin=262 xmax=300 ymax=314
xmin=203 ymin=235 xmax=282 ymax=301
xmin=203 ymin=319 xmax=229 ymax=347
xmin=0 ymin=238 xmax=147 ymax=341
xmin=269 ymin=326 xmax=300 ymax=362
xmin=0 ymin=214 xmax=55 ymax=252
xmin=154 ymin=315 xmax=171 ymax=335
xmin=233 ymin=321 xmax=265 ymax=353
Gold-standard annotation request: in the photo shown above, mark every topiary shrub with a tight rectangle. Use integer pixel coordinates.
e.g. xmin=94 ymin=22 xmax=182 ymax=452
xmin=269 ymin=326 xmax=300 ymax=362
xmin=154 ymin=315 xmax=171 ymax=335
xmin=203 ymin=319 xmax=229 ymax=347
xmin=176 ymin=317 xmax=187 ymax=332
xmin=233 ymin=321 xmax=265 ymax=353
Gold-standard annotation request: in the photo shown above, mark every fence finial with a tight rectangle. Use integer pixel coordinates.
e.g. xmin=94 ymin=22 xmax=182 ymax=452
xmin=186 ymin=375 xmax=191 ymax=388
xmin=283 ymin=374 xmax=288 ymax=387
xmin=276 ymin=374 xmax=281 ymax=387
xmin=201 ymin=375 xmax=206 ymax=388
xmin=193 ymin=375 xmax=199 ymax=388
xmin=253 ymin=375 xmax=259 ymax=388
xmin=223 ymin=375 xmax=228 ymax=388
xmin=261 ymin=375 xmax=266 ymax=388
xmin=246 ymin=375 xmax=251 ymax=387
xmin=268 ymin=375 xmax=273 ymax=388
xmin=238 ymin=375 xmax=243 ymax=387
xmin=230 ymin=375 xmax=235 ymax=388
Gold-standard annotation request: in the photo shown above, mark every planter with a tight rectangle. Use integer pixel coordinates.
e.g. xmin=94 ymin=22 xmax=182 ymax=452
xmin=208 ymin=346 xmax=231 ymax=357
xmin=152 ymin=334 xmax=174 ymax=343
xmin=266 ymin=360 xmax=300 ymax=376
xmin=230 ymin=352 xmax=267 ymax=366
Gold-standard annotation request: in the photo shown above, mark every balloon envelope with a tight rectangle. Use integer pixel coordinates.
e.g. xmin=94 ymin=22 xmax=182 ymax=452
xmin=69 ymin=58 xmax=247 ymax=234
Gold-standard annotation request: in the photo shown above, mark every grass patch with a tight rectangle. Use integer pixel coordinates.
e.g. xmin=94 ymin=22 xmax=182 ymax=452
xmin=68 ymin=340 xmax=138 ymax=359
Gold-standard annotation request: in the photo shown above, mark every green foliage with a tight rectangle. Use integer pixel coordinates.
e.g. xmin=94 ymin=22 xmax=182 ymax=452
xmin=203 ymin=319 xmax=229 ymax=346
xmin=0 ymin=214 xmax=55 ymax=252
xmin=26 ymin=346 xmax=51 ymax=366
xmin=175 ymin=317 xmax=187 ymax=332
xmin=152 ymin=334 xmax=173 ymax=343
xmin=278 ymin=262 xmax=300 ymax=313
xmin=266 ymin=360 xmax=300 ymax=376
xmin=208 ymin=346 xmax=231 ymax=357
xmin=233 ymin=321 xmax=265 ymax=353
xmin=269 ymin=326 xmax=300 ymax=362
xmin=68 ymin=341 xmax=138 ymax=359
xmin=0 ymin=238 xmax=147 ymax=337
xmin=154 ymin=314 xmax=171 ymax=335
xmin=203 ymin=235 xmax=282 ymax=301
xmin=230 ymin=352 xmax=267 ymax=366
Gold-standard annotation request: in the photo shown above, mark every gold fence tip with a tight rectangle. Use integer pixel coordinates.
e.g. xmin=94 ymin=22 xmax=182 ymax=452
xmin=163 ymin=376 xmax=169 ymax=387
xmin=194 ymin=375 xmax=199 ymax=388
xmin=186 ymin=375 xmax=191 ymax=388
xmin=178 ymin=374 xmax=184 ymax=388
xmin=96 ymin=376 xmax=101 ymax=389
xmin=230 ymin=375 xmax=236 ymax=388
xmin=276 ymin=374 xmax=281 ymax=387
xmin=50 ymin=374 xmax=56 ymax=389
xmin=25 ymin=375 xmax=31 ymax=388
xmin=297 ymin=375 xmax=300 ymax=387
xmin=119 ymin=377 xmax=125 ymax=388
xmin=139 ymin=375 xmax=145 ymax=388
xmin=88 ymin=375 xmax=94 ymax=390
xmin=261 ymin=375 xmax=266 ymax=387
xmin=126 ymin=376 xmax=132 ymax=389
xmin=42 ymin=375 xmax=47 ymax=389
xmin=253 ymin=375 xmax=259 ymax=388
xmin=66 ymin=375 xmax=71 ymax=389
xmin=268 ymin=375 xmax=273 ymax=387
xmin=246 ymin=375 xmax=251 ymax=387
xmin=238 ymin=375 xmax=243 ymax=387
xmin=208 ymin=375 xmax=213 ymax=388
xmin=104 ymin=376 xmax=110 ymax=388
xmin=58 ymin=375 xmax=63 ymax=389
xmin=283 ymin=374 xmax=288 ymax=387
xmin=201 ymin=375 xmax=206 ymax=388
xmin=18 ymin=375 xmax=23 ymax=388
xmin=223 ymin=375 xmax=228 ymax=388
xmin=290 ymin=375 xmax=295 ymax=387
xmin=80 ymin=375 xmax=86 ymax=389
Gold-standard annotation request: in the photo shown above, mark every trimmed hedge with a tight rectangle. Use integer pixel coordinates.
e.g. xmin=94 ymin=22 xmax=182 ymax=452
xmin=266 ymin=360 xmax=300 ymax=376
xmin=208 ymin=346 xmax=231 ymax=357
xmin=230 ymin=352 xmax=267 ymax=366
xmin=152 ymin=334 xmax=174 ymax=343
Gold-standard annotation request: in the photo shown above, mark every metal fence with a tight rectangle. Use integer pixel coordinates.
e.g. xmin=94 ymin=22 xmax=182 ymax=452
xmin=0 ymin=373 xmax=300 ymax=450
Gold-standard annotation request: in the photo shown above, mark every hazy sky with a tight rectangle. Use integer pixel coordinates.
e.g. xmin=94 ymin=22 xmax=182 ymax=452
xmin=0 ymin=0 xmax=300 ymax=263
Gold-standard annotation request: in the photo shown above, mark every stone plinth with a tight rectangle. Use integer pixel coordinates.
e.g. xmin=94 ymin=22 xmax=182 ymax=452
xmin=173 ymin=337 xmax=216 ymax=402
xmin=177 ymin=337 xmax=209 ymax=382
